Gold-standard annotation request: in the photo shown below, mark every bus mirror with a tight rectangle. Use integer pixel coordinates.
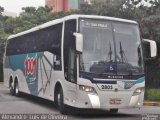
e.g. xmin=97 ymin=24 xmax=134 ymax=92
xmin=143 ymin=39 xmax=157 ymax=59
xmin=73 ymin=33 xmax=83 ymax=53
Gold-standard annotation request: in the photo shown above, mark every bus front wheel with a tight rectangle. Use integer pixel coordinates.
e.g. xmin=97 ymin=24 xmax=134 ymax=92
xmin=58 ymin=88 xmax=68 ymax=114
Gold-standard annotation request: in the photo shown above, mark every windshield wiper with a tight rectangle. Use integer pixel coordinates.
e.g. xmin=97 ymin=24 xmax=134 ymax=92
xmin=119 ymin=41 xmax=128 ymax=63
xmin=118 ymin=41 xmax=133 ymax=76
xmin=108 ymin=42 xmax=113 ymax=62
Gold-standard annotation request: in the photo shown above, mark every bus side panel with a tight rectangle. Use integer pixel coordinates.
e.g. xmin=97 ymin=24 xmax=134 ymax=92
xmin=3 ymin=55 xmax=30 ymax=93
xmin=37 ymin=52 xmax=55 ymax=100
xmin=4 ymin=51 xmax=65 ymax=101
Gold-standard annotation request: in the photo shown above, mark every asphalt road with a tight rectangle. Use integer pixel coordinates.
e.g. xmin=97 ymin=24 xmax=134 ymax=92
xmin=0 ymin=84 xmax=160 ymax=120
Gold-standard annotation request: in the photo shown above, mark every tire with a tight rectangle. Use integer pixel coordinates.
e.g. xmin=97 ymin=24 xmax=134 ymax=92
xmin=14 ymin=81 xmax=20 ymax=97
xmin=110 ymin=109 xmax=118 ymax=113
xmin=58 ymin=88 xmax=68 ymax=114
xmin=54 ymin=90 xmax=59 ymax=107
xmin=9 ymin=82 xmax=14 ymax=96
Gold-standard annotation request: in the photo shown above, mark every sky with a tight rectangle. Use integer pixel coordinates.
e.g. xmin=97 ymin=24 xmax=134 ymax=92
xmin=0 ymin=0 xmax=45 ymax=15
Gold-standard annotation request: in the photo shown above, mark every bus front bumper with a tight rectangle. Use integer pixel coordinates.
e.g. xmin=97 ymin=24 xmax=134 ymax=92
xmin=71 ymin=90 xmax=144 ymax=109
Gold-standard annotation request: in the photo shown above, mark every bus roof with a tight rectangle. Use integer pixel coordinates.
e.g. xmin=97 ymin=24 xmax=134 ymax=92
xmin=8 ymin=14 xmax=138 ymax=40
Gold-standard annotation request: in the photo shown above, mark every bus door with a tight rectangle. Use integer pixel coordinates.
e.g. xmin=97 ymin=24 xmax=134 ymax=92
xmin=63 ymin=19 xmax=77 ymax=104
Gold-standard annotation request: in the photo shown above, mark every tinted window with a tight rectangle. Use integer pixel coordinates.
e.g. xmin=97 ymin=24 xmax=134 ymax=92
xmin=63 ymin=19 xmax=77 ymax=83
xmin=6 ymin=23 xmax=62 ymax=56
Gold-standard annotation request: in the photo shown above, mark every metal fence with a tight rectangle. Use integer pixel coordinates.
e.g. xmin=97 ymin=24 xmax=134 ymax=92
xmin=0 ymin=64 xmax=3 ymax=82
xmin=145 ymin=61 xmax=160 ymax=88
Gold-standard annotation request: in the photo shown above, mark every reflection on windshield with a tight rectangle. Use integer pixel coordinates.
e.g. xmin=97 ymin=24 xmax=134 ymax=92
xmin=79 ymin=19 xmax=144 ymax=77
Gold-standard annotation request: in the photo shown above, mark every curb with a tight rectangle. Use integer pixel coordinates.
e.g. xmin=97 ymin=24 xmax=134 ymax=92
xmin=143 ymin=102 xmax=160 ymax=106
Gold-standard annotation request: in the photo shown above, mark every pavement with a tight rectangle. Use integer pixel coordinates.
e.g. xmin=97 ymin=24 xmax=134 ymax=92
xmin=0 ymin=82 xmax=160 ymax=107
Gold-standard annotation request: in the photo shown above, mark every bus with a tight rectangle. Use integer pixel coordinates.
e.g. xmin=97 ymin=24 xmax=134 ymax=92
xmin=3 ymin=15 xmax=157 ymax=114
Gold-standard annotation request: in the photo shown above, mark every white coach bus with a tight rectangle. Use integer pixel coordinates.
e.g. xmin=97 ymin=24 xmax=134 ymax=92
xmin=3 ymin=15 xmax=157 ymax=114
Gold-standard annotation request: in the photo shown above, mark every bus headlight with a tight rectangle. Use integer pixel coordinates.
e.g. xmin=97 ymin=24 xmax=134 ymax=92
xmin=133 ymin=87 xmax=144 ymax=96
xmin=79 ymin=85 xmax=96 ymax=93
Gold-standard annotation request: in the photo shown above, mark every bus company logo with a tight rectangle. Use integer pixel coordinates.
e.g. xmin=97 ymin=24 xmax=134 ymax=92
xmin=126 ymin=83 xmax=134 ymax=87
xmin=124 ymin=82 xmax=135 ymax=89
xmin=24 ymin=55 xmax=37 ymax=80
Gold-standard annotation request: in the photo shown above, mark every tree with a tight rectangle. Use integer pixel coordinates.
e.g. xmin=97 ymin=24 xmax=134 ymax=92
xmin=80 ymin=0 xmax=160 ymax=41
xmin=0 ymin=6 xmax=8 ymax=81
xmin=0 ymin=6 xmax=4 ymax=15
xmin=13 ymin=6 xmax=79 ymax=33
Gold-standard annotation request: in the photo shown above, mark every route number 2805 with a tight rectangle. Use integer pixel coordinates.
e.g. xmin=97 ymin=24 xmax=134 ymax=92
xmin=101 ymin=85 xmax=113 ymax=90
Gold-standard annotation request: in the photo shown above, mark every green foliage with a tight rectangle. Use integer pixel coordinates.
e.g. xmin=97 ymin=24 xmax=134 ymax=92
xmin=7 ymin=6 xmax=79 ymax=34
xmin=0 ymin=5 xmax=80 ymax=41
xmin=80 ymin=0 xmax=160 ymax=41
xmin=0 ymin=28 xmax=6 ymax=40
xmin=145 ymin=88 xmax=160 ymax=101
xmin=80 ymin=0 xmax=127 ymax=17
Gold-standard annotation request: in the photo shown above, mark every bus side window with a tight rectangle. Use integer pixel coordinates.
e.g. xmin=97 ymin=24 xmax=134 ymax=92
xmin=63 ymin=20 xmax=77 ymax=83
xmin=53 ymin=55 xmax=62 ymax=70
xmin=67 ymin=48 xmax=77 ymax=82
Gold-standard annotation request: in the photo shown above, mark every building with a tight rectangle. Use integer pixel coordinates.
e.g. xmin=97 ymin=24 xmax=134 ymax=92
xmin=45 ymin=0 xmax=79 ymax=12
xmin=2 ymin=11 xmax=17 ymax=17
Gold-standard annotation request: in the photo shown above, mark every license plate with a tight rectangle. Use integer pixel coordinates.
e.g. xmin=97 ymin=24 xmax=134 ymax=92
xmin=110 ymin=99 xmax=121 ymax=105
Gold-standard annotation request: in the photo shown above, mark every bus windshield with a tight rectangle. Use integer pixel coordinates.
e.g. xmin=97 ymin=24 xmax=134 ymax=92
xmin=79 ymin=19 xmax=144 ymax=78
